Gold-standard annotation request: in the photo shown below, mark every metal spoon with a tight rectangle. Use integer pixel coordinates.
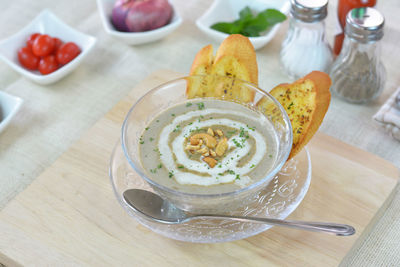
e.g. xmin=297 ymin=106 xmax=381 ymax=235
xmin=123 ymin=189 xmax=355 ymax=236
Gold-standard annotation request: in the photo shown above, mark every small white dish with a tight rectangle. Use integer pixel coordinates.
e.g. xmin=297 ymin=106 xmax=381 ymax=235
xmin=0 ymin=91 xmax=23 ymax=134
xmin=97 ymin=0 xmax=182 ymax=45
xmin=196 ymin=0 xmax=290 ymax=50
xmin=0 ymin=10 xmax=97 ymax=85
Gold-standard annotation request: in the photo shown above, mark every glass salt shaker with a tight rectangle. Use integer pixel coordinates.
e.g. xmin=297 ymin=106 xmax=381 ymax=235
xmin=280 ymin=0 xmax=333 ymax=79
xmin=330 ymin=7 xmax=385 ymax=103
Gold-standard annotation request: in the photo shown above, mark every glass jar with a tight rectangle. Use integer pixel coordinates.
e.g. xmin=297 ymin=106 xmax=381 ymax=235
xmin=330 ymin=7 xmax=385 ymax=103
xmin=333 ymin=0 xmax=376 ymax=55
xmin=280 ymin=0 xmax=333 ymax=79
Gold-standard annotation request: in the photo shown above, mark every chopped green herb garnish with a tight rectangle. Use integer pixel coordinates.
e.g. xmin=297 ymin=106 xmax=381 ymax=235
xmin=235 ymin=174 xmax=240 ymax=180
xmin=227 ymin=170 xmax=235 ymax=175
xmin=239 ymin=127 xmax=245 ymax=137
xmin=218 ymin=164 xmax=222 ymax=168
xmin=178 ymin=165 xmax=184 ymax=169
xmin=186 ymin=103 xmax=192 ymax=107
xmin=139 ymin=136 xmax=144 ymax=144
xmin=250 ymin=164 xmax=255 ymax=168
xmin=232 ymin=138 xmax=243 ymax=148
xmin=173 ymin=125 xmax=181 ymax=132
xmin=157 ymin=163 xmax=162 ymax=169
xmin=156 ymin=120 xmax=160 ymax=123
xmin=246 ymin=125 xmax=256 ymax=131
xmin=149 ymin=137 xmax=154 ymax=142
xmin=145 ymin=127 xmax=149 ymax=131
xmin=288 ymin=102 xmax=294 ymax=110
xmin=197 ymin=102 xmax=205 ymax=110
xmin=150 ymin=168 xmax=157 ymax=173
xmin=269 ymin=154 xmax=273 ymax=158
xmin=171 ymin=114 xmax=175 ymax=117
xmin=210 ymin=6 xmax=286 ymax=37
xmin=168 ymin=171 xmax=174 ymax=178
xmin=188 ymin=122 xmax=193 ymax=125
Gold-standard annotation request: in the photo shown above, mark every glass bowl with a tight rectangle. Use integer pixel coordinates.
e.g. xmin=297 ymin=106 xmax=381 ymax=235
xmin=121 ymin=75 xmax=292 ymax=213
xmin=110 ymin=139 xmax=311 ymax=243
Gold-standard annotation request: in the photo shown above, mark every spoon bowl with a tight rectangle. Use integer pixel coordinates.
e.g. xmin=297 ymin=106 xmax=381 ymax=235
xmin=123 ymin=189 xmax=355 ymax=236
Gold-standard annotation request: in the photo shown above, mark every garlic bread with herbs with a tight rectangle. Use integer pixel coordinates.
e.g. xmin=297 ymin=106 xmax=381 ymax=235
xmin=187 ymin=34 xmax=258 ymax=102
xmin=257 ymin=71 xmax=331 ymax=159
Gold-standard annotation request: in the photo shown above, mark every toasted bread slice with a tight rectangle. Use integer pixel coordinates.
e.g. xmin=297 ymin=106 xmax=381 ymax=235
xmin=187 ymin=34 xmax=258 ymax=102
xmin=187 ymin=45 xmax=214 ymax=98
xmin=189 ymin=44 xmax=214 ymax=76
xmin=257 ymin=71 xmax=331 ymax=159
xmin=212 ymin=34 xmax=258 ymax=86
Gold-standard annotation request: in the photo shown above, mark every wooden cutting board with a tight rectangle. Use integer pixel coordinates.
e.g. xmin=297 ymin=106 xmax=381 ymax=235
xmin=1 ymin=70 xmax=398 ymax=267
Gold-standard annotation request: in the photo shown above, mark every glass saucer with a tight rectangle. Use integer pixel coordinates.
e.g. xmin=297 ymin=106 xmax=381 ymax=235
xmin=110 ymin=139 xmax=311 ymax=243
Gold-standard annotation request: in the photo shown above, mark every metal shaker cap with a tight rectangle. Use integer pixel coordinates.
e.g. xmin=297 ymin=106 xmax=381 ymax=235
xmin=345 ymin=7 xmax=384 ymax=43
xmin=290 ymin=0 xmax=328 ymax=23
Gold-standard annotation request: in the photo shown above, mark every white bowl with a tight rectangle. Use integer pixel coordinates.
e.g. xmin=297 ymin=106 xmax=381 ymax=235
xmin=97 ymin=0 xmax=182 ymax=45
xmin=196 ymin=0 xmax=290 ymax=50
xmin=0 ymin=10 xmax=97 ymax=85
xmin=0 ymin=91 xmax=23 ymax=134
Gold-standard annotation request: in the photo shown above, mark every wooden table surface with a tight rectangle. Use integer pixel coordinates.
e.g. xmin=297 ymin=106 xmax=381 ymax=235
xmin=0 ymin=70 xmax=398 ymax=266
xmin=0 ymin=0 xmax=400 ymax=266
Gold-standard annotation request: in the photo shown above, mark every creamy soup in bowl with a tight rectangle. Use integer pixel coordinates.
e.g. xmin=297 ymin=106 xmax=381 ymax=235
xmin=122 ymin=75 xmax=292 ymax=213
xmin=139 ymin=99 xmax=278 ymax=194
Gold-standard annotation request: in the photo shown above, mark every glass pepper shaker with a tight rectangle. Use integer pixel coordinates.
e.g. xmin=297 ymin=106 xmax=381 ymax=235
xmin=280 ymin=0 xmax=333 ymax=79
xmin=329 ymin=7 xmax=385 ymax=103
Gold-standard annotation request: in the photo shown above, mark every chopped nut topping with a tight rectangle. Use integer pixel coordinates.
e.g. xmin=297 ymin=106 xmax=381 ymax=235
xmin=197 ymin=147 xmax=209 ymax=154
xmin=216 ymin=137 xmax=228 ymax=157
xmin=186 ymin=127 xmax=230 ymax=168
xmin=190 ymin=133 xmax=217 ymax=148
xmin=203 ymin=157 xmax=217 ymax=168
xmin=210 ymin=149 xmax=217 ymax=157
xmin=185 ymin=144 xmax=201 ymax=151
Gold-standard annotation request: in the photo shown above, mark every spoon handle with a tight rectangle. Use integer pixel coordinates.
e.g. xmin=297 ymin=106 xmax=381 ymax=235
xmin=192 ymin=215 xmax=355 ymax=236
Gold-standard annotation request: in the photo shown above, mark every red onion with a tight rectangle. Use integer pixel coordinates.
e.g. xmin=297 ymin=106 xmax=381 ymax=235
xmin=111 ymin=0 xmax=173 ymax=32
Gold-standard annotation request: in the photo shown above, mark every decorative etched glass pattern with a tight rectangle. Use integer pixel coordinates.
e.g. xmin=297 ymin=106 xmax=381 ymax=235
xmin=110 ymin=140 xmax=311 ymax=243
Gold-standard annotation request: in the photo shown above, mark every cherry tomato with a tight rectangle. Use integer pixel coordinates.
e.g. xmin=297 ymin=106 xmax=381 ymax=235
xmin=18 ymin=46 xmax=40 ymax=70
xmin=38 ymin=55 xmax=59 ymax=75
xmin=26 ymin=33 xmax=41 ymax=50
xmin=56 ymin=42 xmax=81 ymax=65
xmin=53 ymin=37 xmax=63 ymax=52
xmin=32 ymin=34 xmax=55 ymax=57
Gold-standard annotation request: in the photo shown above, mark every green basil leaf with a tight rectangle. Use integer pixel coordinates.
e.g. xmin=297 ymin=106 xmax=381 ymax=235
xmin=211 ymin=7 xmax=286 ymax=37
xmin=259 ymin=9 xmax=286 ymax=25
xmin=211 ymin=22 xmax=235 ymax=34
xmin=241 ymin=26 xmax=261 ymax=37
xmin=239 ymin=6 xmax=253 ymax=21
xmin=244 ymin=16 xmax=270 ymax=32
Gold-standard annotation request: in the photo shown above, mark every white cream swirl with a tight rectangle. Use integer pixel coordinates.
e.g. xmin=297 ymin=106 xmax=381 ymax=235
xmin=158 ymin=108 xmax=268 ymax=187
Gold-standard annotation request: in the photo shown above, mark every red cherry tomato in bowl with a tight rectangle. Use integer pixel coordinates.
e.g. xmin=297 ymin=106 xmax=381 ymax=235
xmin=53 ymin=37 xmax=63 ymax=52
xmin=38 ymin=55 xmax=59 ymax=75
xmin=18 ymin=46 xmax=40 ymax=70
xmin=26 ymin=33 xmax=41 ymax=49
xmin=56 ymin=42 xmax=81 ymax=65
xmin=32 ymin=34 xmax=55 ymax=57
